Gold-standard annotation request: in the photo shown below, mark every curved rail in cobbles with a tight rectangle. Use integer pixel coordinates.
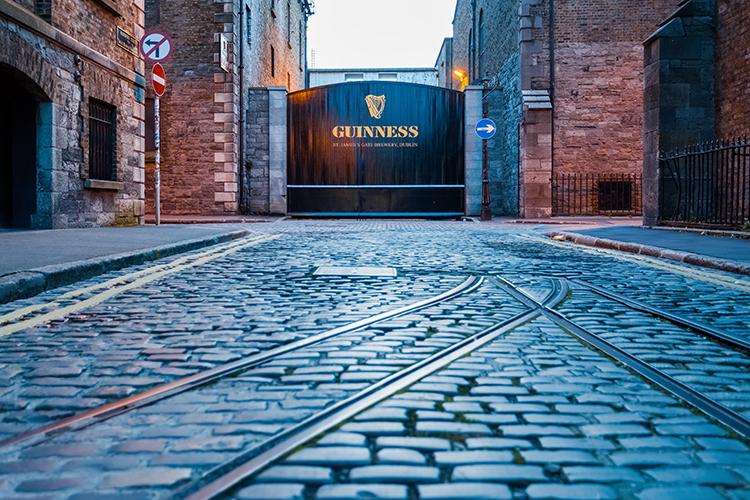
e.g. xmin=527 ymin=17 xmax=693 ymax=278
xmin=498 ymin=277 xmax=750 ymax=438
xmin=210 ymin=276 xmax=750 ymax=500
xmin=0 ymin=276 xmax=485 ymax=449
xmin=169 ymin=283 xmax=558 ymax=500
xmin=572 ymin=279 xmax=750 ymax=351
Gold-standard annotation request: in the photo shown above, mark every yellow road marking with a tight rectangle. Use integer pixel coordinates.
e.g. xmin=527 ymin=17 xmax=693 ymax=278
xmin=0 ymin=237 xmax=258 ymax=325
xmin=522 ymin=234 xmax=750 ymax=294
xmin=0 ymin=234 xmax=280 ymax=338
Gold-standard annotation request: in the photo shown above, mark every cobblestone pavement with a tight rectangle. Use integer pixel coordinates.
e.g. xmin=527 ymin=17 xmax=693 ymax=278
xmin=1 ymin=220 xmax=750 ymax=500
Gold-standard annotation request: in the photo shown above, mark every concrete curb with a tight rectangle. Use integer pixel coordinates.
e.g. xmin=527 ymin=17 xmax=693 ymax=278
xmin=545 ymin=231 xmax=750 ymax=277
xmin=0 ymin=229 xmax=252 ymax=304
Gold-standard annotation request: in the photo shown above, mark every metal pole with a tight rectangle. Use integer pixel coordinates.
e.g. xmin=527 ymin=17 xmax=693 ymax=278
xmin=155 ymin=96 xmax=161 ymax=226
xmin=481 ymin=100 xmax=491 ymax=221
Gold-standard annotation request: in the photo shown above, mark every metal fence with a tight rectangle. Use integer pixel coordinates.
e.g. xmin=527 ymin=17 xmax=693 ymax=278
xmin=552 ymin=173 xmax=642 ymax=216
xmin=659 ymin=137 xmax=750 ymax=228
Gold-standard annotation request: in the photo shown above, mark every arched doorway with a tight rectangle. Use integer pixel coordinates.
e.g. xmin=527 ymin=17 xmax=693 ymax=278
xmin=0 ymin=63 xmax=45 ymax=229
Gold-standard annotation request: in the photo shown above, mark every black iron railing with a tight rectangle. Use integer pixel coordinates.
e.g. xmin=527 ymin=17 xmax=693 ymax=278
xmin=552 ymin=173 xmax=642 ymax=216
xmin=660 ymin=137 xmax=750 ymax=228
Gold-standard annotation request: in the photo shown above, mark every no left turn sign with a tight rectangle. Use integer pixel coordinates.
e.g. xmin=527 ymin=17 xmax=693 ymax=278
xmin=140 ymin=30 xmax=173 ymax=62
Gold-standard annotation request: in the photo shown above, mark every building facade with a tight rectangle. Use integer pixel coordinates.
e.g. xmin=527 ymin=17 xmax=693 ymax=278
xmin=1 ymin=0 xmax=146 ymax=228
xmin=642 ymin=0 xmax=750 ymax=225
xmin=144 ymin=0 xmax=311 ymax=217
xmin=309 ymin=68 xmax=438 ymax=88
xmin=444 ymin=0 xmax=678 ymax=217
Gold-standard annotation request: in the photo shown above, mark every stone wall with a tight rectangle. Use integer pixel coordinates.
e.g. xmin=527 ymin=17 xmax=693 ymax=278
xmin=553 ymin=43 xmax=645 ymax=176
xmin=642 ymin=0 xmax=716 ymax=225
xmin=1 ymin=0 xmax=145 ymax=228
xmin=245 ymin=0 xmax=307 ymax=92
xmin=245 ymin=88 xmax=270 ymax=214
xmin=145 ymin=0 xmax=308 ymax=215
xmin=551 ymin=0 xmax=678 ymax=178
xmin=715 ymin=0 xmax=750 ymax=138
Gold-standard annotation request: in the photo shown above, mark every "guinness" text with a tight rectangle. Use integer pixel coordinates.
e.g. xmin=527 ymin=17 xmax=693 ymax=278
xmin=332 ymin=125 xmax=419 ymax=139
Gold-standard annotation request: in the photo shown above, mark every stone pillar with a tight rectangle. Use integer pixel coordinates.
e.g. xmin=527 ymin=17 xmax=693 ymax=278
xmin=268 ymin=86 xmax=288 ymax=215
xmin=518 ymin=91 xmax=552 ymax=218
xmin=464 ymin=85 xmax=483 ymax=216
xmin=642 ymin=0 xmax=715 ymax=226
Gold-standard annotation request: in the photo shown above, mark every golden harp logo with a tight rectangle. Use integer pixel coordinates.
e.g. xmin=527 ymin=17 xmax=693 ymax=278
xmin=365 ymin=95 xmax=386 ymax=119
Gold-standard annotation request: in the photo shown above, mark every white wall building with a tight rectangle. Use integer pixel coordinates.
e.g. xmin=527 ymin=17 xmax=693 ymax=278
xmin=309 ymin=68 xmax=439 ymax=87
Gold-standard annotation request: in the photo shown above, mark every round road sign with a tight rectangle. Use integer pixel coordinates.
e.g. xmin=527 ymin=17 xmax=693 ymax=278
xmin=475 ymin=119 xmax=497 ymax=139
xmin=152 ymin=63 xmax=166 ymax=96
xmin=141 ymin=30 xmax=173 ymax=62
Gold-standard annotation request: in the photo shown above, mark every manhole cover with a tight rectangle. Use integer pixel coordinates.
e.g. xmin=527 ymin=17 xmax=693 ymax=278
xmin=313 ymin=266 xmax=397 ymax=277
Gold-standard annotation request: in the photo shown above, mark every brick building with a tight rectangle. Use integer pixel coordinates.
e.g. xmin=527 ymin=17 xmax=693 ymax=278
xmin=144 ymin=0 xmax=312 ymax=216
xmin=642 ymin=0 xmax=750 ymax=225
xmin=1 ymin=0 xmax=146 ymax=228
xmin=443 ymin=0 xmax=677 ymax=217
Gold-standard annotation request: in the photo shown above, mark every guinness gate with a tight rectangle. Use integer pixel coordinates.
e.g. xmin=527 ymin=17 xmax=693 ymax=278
xmin=287 ymin=82 xmax=465 ymax=216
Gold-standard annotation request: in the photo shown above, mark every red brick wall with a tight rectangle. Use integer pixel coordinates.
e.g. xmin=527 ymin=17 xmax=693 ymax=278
xmin=551 ymin=0 xmax=678 ymax=176
xmin=51 ymin=0 xmax=138 ymax=70
xmin=715 ymin=0 xmax=750 ymax=138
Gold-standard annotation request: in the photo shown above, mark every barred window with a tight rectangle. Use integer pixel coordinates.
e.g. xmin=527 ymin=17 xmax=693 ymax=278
xmin=35 ymin=0 xmax=51 ymax=22
xmin=89 ymin=99 xmax=116 ymax=181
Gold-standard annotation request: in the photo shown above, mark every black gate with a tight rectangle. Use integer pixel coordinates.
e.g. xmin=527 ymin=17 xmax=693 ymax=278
xmin=287 ymin=81 xmax=464 ymax=216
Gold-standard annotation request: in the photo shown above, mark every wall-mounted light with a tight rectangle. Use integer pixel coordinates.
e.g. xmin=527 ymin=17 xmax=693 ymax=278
xmin=453 ymin=70 xmax=468 ymax=91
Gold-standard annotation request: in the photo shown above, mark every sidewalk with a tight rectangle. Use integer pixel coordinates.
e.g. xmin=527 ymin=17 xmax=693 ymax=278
xmin=0 ymin=223 xmax=263 ymax=303
xmin=1 ymin=216 xmax=748 ymax=304
xmin=542 ymin=221 xmax=750 ymax=276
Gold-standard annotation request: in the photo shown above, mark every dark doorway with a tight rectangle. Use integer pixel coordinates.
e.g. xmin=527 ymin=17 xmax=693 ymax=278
xmin=287 ymin=81 xmax=464 ymax=216
xmin=0 ymin=64 xmax=41 ymax=229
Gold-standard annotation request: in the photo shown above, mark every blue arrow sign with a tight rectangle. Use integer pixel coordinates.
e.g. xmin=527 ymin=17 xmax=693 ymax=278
xmin=475 ymin=119 xmax=496 ymax=139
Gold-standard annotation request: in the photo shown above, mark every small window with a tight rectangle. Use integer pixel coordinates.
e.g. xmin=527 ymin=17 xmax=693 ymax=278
xmin=35 ymin=0 xmax=51 ymax=22
xmin=298 ymin=20 xmax=303 ymax=70
xmin=246 ymin=6 xmax=251 ymax=48
xmin=287 ymin=1 xmax=291 ymax=45
xmin=345 ymin=73 xmax=364 ymax=81
xmin=379 ymin=73 xmax=398 ymax=81
xmin=89 ymin=99 xmax=116 ymax=181
xmin=271 ymin=46 xmax=275 ymax=77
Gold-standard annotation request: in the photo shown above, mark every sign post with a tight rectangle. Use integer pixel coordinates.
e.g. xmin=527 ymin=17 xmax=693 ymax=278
xmin=475 ymin=113 xmax=496 ymax=221
xmin=141 ymin=31 xmax=171 ymax=226
xmin=152 ymin=63 xmax=166 ymax=226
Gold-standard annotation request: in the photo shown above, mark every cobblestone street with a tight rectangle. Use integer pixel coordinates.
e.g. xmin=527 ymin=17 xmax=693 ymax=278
xmin=2 ymin=220 xmax=750 ymax=500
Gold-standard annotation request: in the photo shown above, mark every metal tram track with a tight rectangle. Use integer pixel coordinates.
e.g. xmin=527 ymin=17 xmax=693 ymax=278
xmin=168 ymin=283 xmax=558 ymax=500
xmin=572 ymin=278 xmax=750 ymax=352
xmin=0 ymin=275 xmax=485 ymax=449
xmin=495 ymin=276 xmax=750 ymax=440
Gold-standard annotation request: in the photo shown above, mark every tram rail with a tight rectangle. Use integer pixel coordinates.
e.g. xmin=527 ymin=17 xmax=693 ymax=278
xmin=0 ymin=275 xmax=485 ymax=448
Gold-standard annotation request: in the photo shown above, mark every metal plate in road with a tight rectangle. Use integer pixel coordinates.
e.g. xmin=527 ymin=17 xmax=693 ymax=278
xmin=314 ymin=266 xmax=397 ymax=277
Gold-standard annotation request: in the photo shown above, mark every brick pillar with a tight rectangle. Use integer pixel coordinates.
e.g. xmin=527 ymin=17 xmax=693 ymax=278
xmin=213 ymin=2 xmax=240 ymax=213
xmin=518 ymin=91 xmax=552 ymax=218
xmin=464 ymin=85 xmax=483 ymax=216
xmin=268 ymin=86 xmax=287 ymax=215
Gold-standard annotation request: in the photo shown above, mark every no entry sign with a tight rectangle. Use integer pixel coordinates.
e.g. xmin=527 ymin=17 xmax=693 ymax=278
xmin=152 ymin=63 xmax=166 ymax=96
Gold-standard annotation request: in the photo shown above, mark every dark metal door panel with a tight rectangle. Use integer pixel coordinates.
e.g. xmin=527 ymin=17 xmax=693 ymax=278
xmin=287 ymin=81 xmax=464 ymax=216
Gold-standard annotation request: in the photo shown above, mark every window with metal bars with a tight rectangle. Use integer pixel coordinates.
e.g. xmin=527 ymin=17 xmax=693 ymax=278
xmin=35 ymin=0 xmax=51 ymax=22
xmin=88 ymin=99 xmax=116 ymax=181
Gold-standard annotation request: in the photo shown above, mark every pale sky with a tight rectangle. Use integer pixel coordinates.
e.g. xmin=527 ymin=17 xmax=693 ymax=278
xmin=307 ymin=0 xmax=458 ymax=69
